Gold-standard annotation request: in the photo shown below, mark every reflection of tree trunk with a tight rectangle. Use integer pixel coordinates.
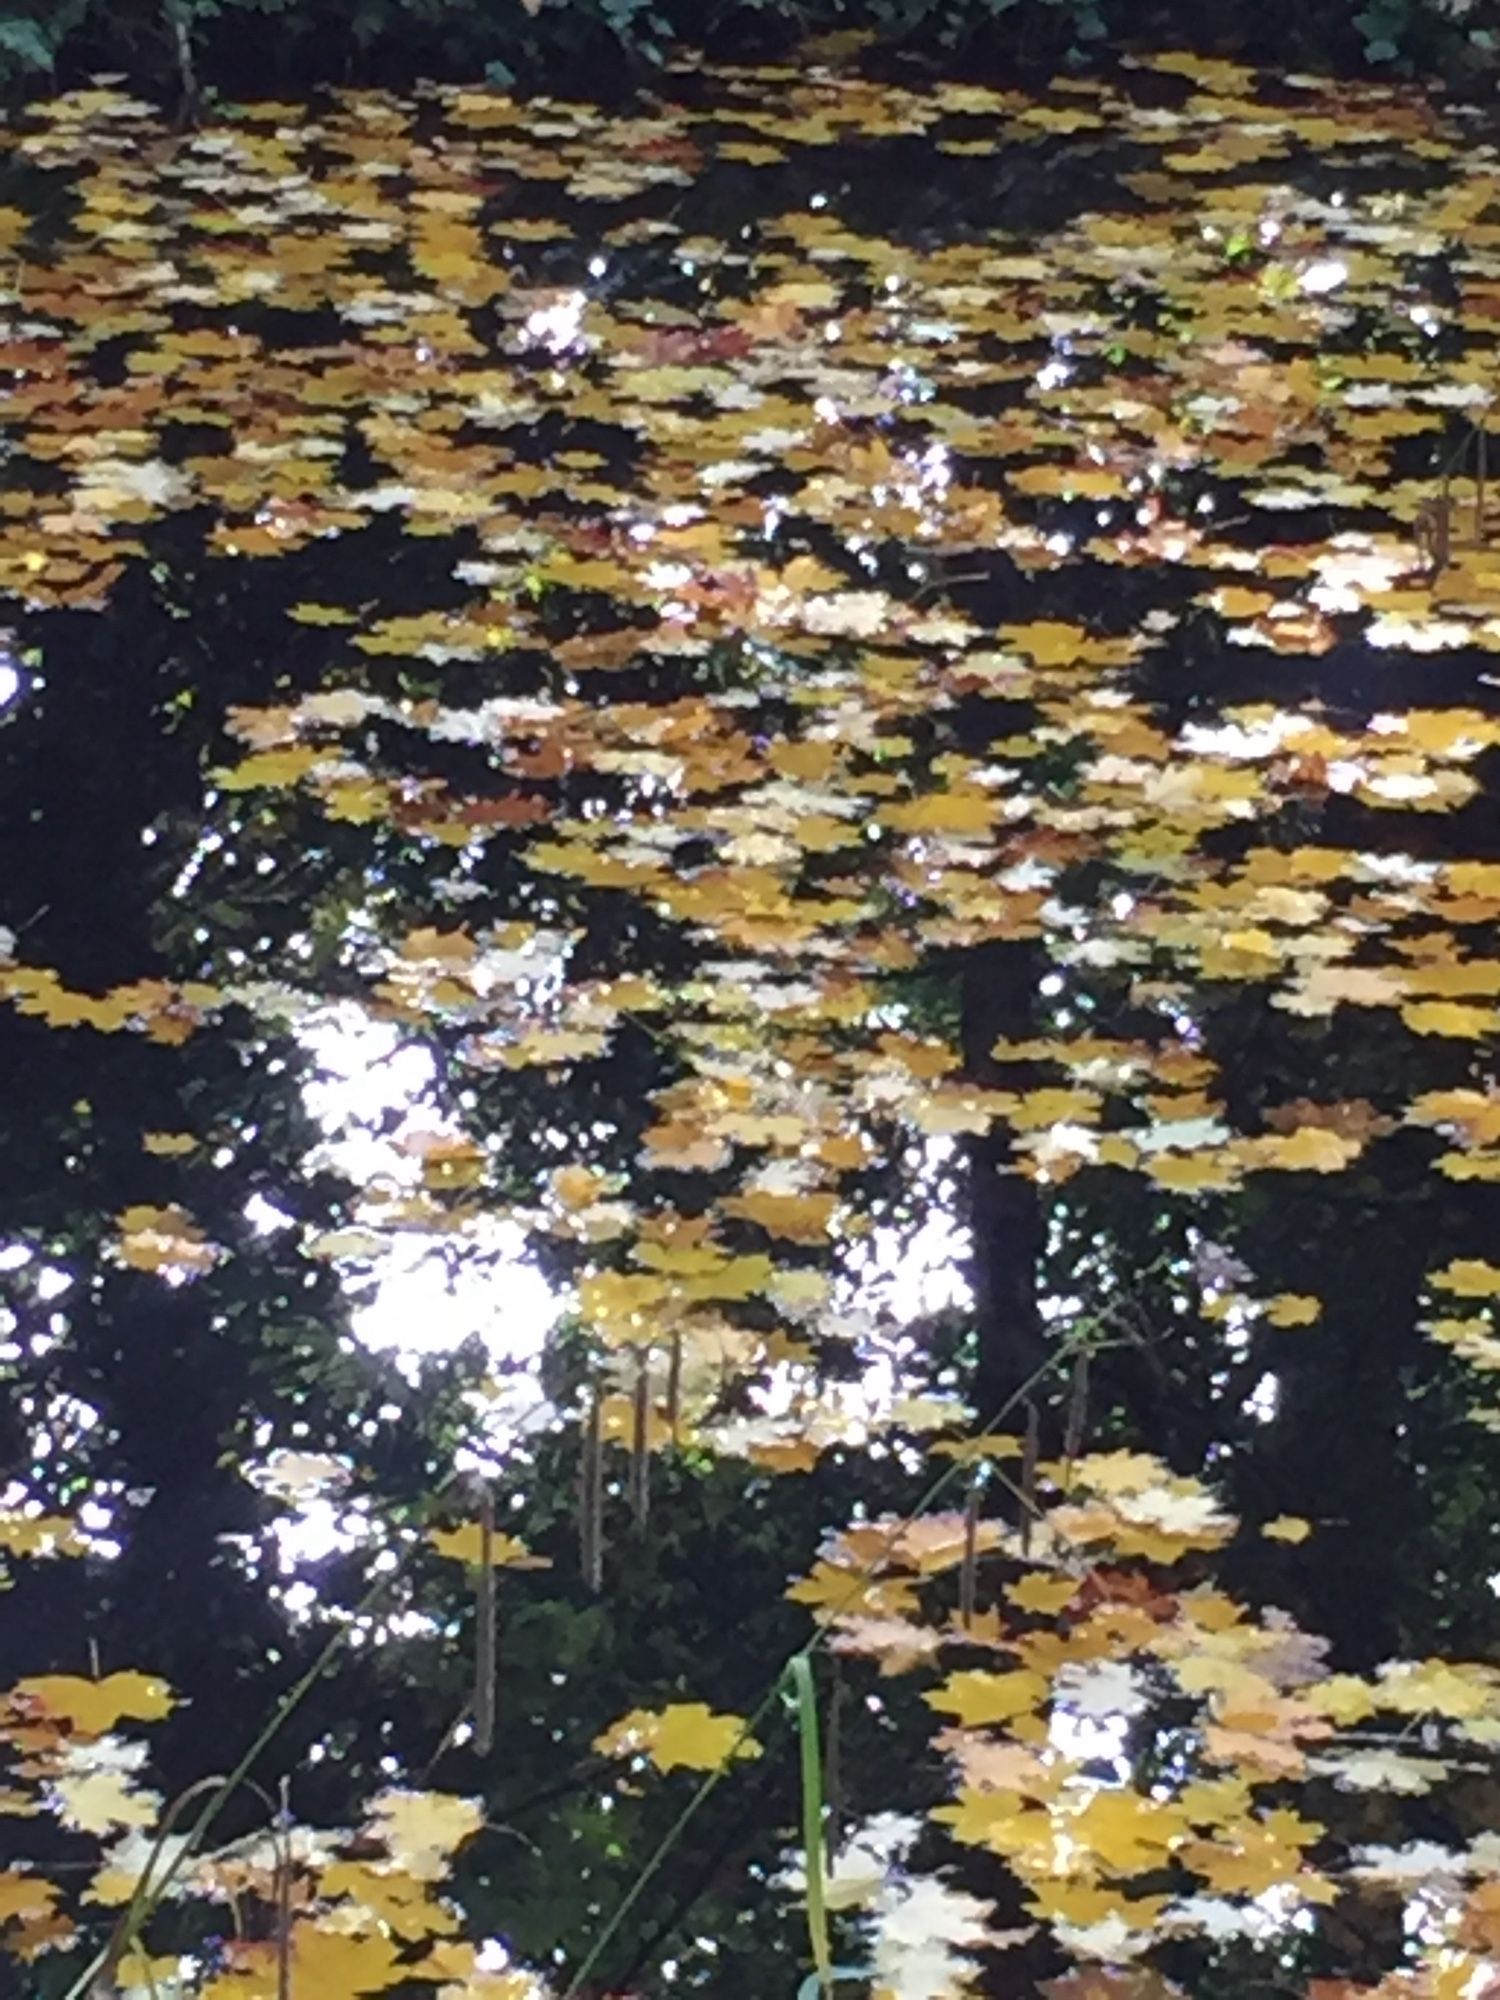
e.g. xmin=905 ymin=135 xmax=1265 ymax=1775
xmin=1210 ymin=1045 xmax=1485 ymax=1671
xmin=1240 ymin=1189 xmax=1429 ymax=1670
xmin=961 ymin=939 xmax=1049 ymax=1425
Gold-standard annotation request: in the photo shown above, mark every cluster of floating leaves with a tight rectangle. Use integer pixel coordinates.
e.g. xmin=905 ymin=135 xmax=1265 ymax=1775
xmin=3 ymin=42 xmax=1500 ymax=2000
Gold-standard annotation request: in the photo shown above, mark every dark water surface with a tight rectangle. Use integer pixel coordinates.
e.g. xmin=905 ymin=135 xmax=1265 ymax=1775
xmin=4 ymin=48 xmax=1500 ymax=1998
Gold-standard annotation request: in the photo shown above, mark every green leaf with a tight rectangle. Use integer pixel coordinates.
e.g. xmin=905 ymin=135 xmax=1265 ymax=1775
xmin=0 ymin=17 xmax=57 ymax=70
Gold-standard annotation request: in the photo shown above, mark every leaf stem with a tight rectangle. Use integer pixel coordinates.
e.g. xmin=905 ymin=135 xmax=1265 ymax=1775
xmin=788 ymin=1655 xmax=832 ymax=1991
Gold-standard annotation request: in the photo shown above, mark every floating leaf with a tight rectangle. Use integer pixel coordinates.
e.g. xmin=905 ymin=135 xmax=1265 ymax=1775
xmin=593 ymin=1703 xmax=761 ymax=1774
xmin=924 ymin=1670 xmax=1049 ymax=1729
xmin=15 ymin=1672 xmax=174 ymax=1736
xmin=428 ymin=1523 xmax=551 ymax=1569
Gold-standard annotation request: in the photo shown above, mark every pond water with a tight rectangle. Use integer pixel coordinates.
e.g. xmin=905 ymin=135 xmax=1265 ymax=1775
xmin=4 ymin=47 xmax=1500 ymax=1997
xmin=4 ymin=51 xmax=1494 ymax=1361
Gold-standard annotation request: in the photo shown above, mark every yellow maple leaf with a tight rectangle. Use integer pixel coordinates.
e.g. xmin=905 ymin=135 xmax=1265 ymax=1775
xmin=930 ymin=1432 xmax=1026 ymax=1464
xmin=428 ymin=1523 xmax=551 ymax=1569
xmin=114 ymin=1951 xmax=183 ymax=1992
xmin=1005 ymin=1573 xmax=1082 ymax=1615
xmin=1181 ymin=1809 xmax=1322 ymax=1895
xmin=1144 ymin=1150 xmax=1243 ymax=1191
xmin=1264 ymin=1294 xmax=1323 ymax=1328
xmin=291 ymin=1919 xmax=409 ymax=1993
xmin=320 ymin=1860 xmax=449 ymax=1940
xmin=1402 ymin=1000 xmax=1497 ymax=1038
xmin=999 ymin=622 xmax=1137 ymax=668
xmin=1246 ymin=1128 xmax=1361 ymax=1172
xmin=412 ymin=1138 xmax=486 ymax=1191
xmin=1011 ymin=462 xmax=1123 ymax=499
xmin=430 ymin=1966 xmax=543 ymax=2000
xmin=1024 ymin=1881 xmax=1169 ymax=1928
xmin=530 ymin=841 xmax=652 ymax=889
xmin=16 ymin=1671 xmax=173 ymax=1735
xmin=0 ymin=1511 xmax=85 ymax=1558
xmin=593 ymin=1702 xmax=761 ymax=1774
xmin=400 ymin=926 xmax=477 ymax=963
xmin=1208 ymin=584 xmax=1281 ymax=619
xmin=320 ymin=775 xmax=392 ymax=824
xmin=577 ymin=1270 xmax=667 ymax=1336
xmin=1262 ymin=1516 xmax=1314 ymax=1544
xmin=1432 ymin=1259 xmax=1500 ymax=1298
xmin=1006 ymin=1087 xmax=1104 ymax=1129
xmin=367 ymin=1790 xmax=485 ymax=1879
xmin=1303 ymin=1674 xmax=1378 ymax=1725
xmin=552 ymin=1165 xmax=608 ymax=1210
xmin=883 ymin=788 xmax=996 ymax=835
xmin=719 ymin=1189 xmax=839 ymax=1241
xmin=598 ymin=1392 xmax=676 ymax=1448
xmin=1375 ymin=1658 xmax=1498 ymax=1720
xmin=1176 ymin=1771 xmax=1256 ymax=1826
xmin=212 ymin=744 xmax=333 ymax=791
xmin=287 ymin=601 xmax=360 ymax=624
xmin=115 ymin=1204 xmax=218 ymax=1276
xmin=924 ymin=1668 xmax=1049 ymax=1728
xmin=884 ymin=1512 xmax=1007 ymax=1574
xmin=787 ymin=1562 xmax=921 ymax=1621
xmin=141 ymin=1130 xmax=198 ymax=1156
xmin=0 ymin=1870 xmax=57 ymax=1925
xmin=1066 ymin=1790 xmax=1191 ymax=1876
xmin=745 ymin=1437 xmax=823 ymax=1473
xmin=767 ymin=1268 xmax=832 ymax=1311
xmin=636 ymin=1247 xmax=775 ymax=1304
xmin=931 ymin=1786 xmax=1053 ymax=1855
xmin=828 ymin=1613 xmax=943 ymax=1676
xmin=51 ymin=1767 xmax=159 ymax=1835
xmin=1067 ymin=1449 xmax=1171 ymax=1496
